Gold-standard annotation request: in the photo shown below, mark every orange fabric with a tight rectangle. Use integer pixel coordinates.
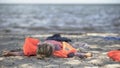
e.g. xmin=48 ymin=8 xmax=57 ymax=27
xmin=53 ymin=42 xmax=77 ymax=58
xmin=107 ymin=50 xmax=120 ymax=62
xmin=23 ymin=37 xmax=40 ymax=56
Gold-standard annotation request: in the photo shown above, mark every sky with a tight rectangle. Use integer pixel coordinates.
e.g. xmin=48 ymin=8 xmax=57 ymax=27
xmin=0 ymin=0 xmax=120 ymax=4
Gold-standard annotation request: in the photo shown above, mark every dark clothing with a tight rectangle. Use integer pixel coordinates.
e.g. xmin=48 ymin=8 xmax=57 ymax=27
xmin=46 ymin=34 xmax=72 ymax=42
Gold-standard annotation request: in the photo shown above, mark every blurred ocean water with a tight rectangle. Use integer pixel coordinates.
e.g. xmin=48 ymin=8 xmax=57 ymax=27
xmin=0 ymin=4 xmax=120 ymax=33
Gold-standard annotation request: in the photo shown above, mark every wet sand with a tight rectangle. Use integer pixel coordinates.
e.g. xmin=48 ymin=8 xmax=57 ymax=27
xmin=0 ymin=32 xmax=120 ymax=68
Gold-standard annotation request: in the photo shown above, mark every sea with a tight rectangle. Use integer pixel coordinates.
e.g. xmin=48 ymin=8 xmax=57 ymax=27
xmin=0 ymin=4 xmax=120 ymax=34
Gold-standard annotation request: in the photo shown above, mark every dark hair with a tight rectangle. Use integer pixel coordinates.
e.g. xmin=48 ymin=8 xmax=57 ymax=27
xmin=36 ymin=43 xmax=53 ymax=59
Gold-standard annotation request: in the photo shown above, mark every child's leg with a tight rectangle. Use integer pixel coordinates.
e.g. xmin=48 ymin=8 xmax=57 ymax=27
xmin=10 ymin=48 xmax=23 ymax=52
xmin=2 ymin=50 xmax=24 ymax=56
xmin=75 ymin=52 xmax=92 ymax=58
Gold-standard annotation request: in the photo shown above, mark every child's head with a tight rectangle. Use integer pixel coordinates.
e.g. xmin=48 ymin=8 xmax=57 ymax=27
xmin=36 ymin=43 xmax=53 ymax=59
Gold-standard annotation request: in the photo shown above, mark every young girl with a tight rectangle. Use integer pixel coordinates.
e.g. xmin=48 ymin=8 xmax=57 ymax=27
xmin=2 ymin=34 xmax=92 ymax=59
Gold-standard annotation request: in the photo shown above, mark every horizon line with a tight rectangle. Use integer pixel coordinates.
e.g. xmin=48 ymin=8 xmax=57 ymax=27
xmin=0 ymin=3 xmax=120 ymax=4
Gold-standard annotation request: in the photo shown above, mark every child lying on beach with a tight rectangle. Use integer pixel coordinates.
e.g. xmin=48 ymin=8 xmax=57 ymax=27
xmin=2 ymin=34 xmax=92 ymax=59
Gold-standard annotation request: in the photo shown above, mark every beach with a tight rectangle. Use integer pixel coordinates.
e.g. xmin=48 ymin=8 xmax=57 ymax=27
xmin=0 ymin=4 xmax=120 ymax=68
xmin=0 ymin=32 xmax=120 ymax=68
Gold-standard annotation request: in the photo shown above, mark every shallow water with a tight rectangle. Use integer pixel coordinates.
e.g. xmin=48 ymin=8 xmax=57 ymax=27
xmin=0 ymin=4 xmax=120 ymax=33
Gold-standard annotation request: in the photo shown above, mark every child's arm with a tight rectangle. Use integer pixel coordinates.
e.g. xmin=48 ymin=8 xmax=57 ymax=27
xmin=2 ymin=50 xmax=24 ymax=56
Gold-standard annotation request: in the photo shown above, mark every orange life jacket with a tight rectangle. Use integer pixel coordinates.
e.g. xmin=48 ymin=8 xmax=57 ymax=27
xmin=23 ymin=37 xmax=76 ymax=58
xmin=23 ymin=37 xmax=40 ymax=56
xmin=53 ymin=42 xmax=77 ymax=58
xmin=107 ymin=50 xmax=120 ymax=62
